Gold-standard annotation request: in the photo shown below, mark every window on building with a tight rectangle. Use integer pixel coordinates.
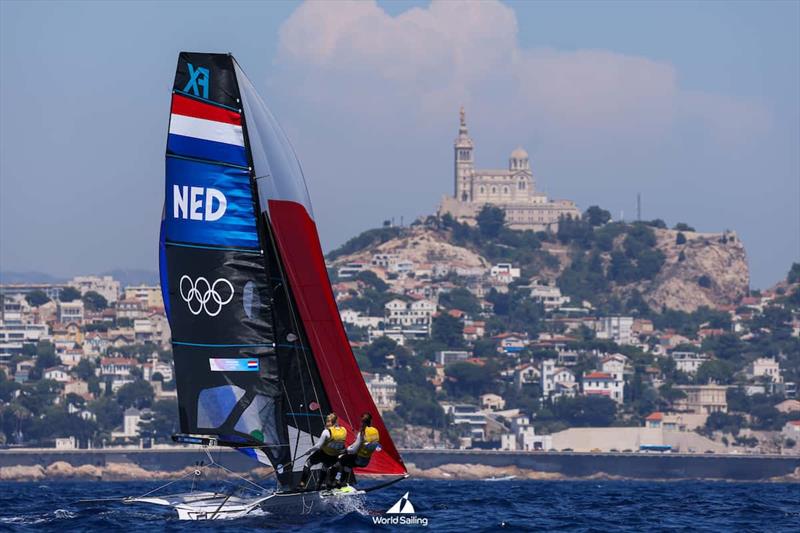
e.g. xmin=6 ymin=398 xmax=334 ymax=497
xmin=503 ymin=187 xmax=509 ymax=194
xmin=491 ymin=187 xmax=496 ymax=194
xmin=480 ymin=186 xmax=485 ymax=194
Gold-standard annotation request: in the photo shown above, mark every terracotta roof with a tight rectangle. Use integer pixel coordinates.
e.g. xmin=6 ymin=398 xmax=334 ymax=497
xmin=646 ymin=412 xmax=664 ymax=421
xmin=584 ymin=371 xmax=612 ymax=380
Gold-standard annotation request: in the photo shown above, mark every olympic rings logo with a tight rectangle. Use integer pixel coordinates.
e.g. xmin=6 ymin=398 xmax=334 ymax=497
xmin=179 ymin=275 xmax=234 ymax=317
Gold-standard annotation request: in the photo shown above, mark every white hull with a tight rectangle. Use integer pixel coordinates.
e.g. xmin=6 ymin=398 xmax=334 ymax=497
xmin=126 ymin=486 xmax=365 ymax=520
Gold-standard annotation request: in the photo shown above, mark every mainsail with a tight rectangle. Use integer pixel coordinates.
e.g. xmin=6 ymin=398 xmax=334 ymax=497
xmin=159 ymin=52 xmax=406 ymax=488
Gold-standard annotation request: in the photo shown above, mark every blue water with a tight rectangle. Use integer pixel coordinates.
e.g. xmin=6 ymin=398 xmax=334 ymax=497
xmin=0 ymin=479 xmax=798 ymax=531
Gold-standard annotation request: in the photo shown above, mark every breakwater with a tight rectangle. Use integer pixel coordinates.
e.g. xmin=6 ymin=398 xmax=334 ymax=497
xmin=0 ymin=447 xmax=798 ymax=481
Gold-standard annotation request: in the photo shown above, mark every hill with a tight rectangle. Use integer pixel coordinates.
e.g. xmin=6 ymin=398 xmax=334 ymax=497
xmin=327 ymin=210 xmax=749 ymax=313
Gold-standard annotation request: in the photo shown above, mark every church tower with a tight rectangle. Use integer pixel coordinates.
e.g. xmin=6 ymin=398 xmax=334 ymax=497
xmin=454 ymin=106 xmax=474 ymax=202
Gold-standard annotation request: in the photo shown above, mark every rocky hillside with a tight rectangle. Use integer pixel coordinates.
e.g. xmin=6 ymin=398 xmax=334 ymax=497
xmin=328 ymin=218 xmax=749 ymax=313
xmin=643 ymin=229 xmax=748 ymax=312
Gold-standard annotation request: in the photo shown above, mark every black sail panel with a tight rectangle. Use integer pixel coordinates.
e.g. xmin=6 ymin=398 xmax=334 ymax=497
xmin=160 ymin=52 xmax=334 ymax=476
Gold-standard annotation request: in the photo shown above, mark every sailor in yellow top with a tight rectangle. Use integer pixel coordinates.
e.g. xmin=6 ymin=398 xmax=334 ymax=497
xmin=298 ymin=413 xmax=347 ymax=490
xmin=332 ymin=412 xmax=380 ymax=486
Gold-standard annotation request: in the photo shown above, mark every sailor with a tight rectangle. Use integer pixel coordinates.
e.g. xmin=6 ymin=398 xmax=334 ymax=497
xmin=298 ymin=412 xmax=347 ymax=490
xmin=333 ymin=412 xmax=380 ymax=486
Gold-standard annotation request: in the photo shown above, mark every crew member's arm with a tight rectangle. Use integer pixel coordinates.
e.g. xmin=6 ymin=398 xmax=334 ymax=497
xmin=345 ymin=432 xmax=363 ymax=455
xmin=306 ymin=429 xmax=331 ymax=455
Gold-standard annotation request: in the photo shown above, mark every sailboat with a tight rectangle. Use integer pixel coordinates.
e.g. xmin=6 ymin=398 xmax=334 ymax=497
xmin=131 ymin=51 xmax=407 ymax=519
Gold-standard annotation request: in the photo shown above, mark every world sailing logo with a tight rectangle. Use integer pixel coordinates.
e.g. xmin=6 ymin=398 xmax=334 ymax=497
xmin=373 ymin=492 xmax=428 ymax=527
xmin=179 ymin=275 xmax=234 ymax=317
xmin=183 ymin=63 xmax=209 ymax=99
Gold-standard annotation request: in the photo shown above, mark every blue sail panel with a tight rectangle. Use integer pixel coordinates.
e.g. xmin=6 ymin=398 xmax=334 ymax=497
xmin=164 ymin=156 xmax=259 ymax=249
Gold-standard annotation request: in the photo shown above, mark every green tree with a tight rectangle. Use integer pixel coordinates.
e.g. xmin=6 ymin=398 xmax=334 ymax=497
xmin=431 ymin=314 xmax=464 ymax=348
xmin=74 ymin=359 xmax=96 ymax=380
xmin=58 ymin=286 xmax=81 ymax=302
xmin=583 ymin=205 xmax=611 ymax=227
xmin=551 ymin=396 xmax=617 ymax=427
xmin=439 ymin=288 xmax=481 ymax=315
xmin=445 ymin=362 xmax=496 ymax=397
xmin=476 ymin=205 xmax=506 ymax=238
xmin=696 ymin=359 xmax=735 ymax=384
xmin=116 ymin=380 xmax=154 ymax=409
xmin=704 ymin=412 xmax=744 ymax=435
xmin=25 ymin=290 xmax=50 ymax=307
xmin=138 ymin=400 xmax=178 ymax=442
xmin=82 ymin=291 xmax=108 ymax=311
xmin=698 ymin=275 xmax=712 ymax=288
xmin=788 ymin=263 xmax=800 ymax=284
xmin=676 ymin=232 xmax=686 ymax=245
xmin=674 ymin=222 xmax=695 ymax=232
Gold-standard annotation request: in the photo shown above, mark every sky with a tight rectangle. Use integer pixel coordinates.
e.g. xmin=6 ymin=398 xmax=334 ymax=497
xmin=1 ymin=0 xmax=798 ymax=288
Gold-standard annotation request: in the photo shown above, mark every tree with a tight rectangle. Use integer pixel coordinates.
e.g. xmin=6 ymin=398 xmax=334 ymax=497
xmin=788 ymin=263 xmax=800 ymax=284
xmin=705 ymin=412 xmax=744 ymax=435
xmin=696 ymin=359 xmax=735 ymax=384
xmin=583 ymin=206 xmax=611 ymax=227
xmin=676 ymin=232 xmax=686 ymax=245
xmin=439 ymin=288 xmax=481 ymax=315
xmin=25 ymin=290 xmax=50 ymax=307
xmin=551 ymin=396 xmax=617 ymax=427
xmin=74 ymin=359 xmax=96 ymax=381
xmin=674 ymin=222 xmax=695 ymax=232
xmin=82 ymin=291 xmax=108 ymax=311
xmin=445 ymin=362 xmax=495 ymax=397
xmin=476 ymin=205 xmax=505 ymax=238
xmin=59 ymin=286 xmax=81 ymax=302
xmin=698 ymin=275 xmax=712 ymax=288
xmin=116 ymin=380 xmax=154 ymax=409
xmin=138 ymin=400 xmax=178 ymax=442
xmin=431 ymin=314 xmax=464 ymax=348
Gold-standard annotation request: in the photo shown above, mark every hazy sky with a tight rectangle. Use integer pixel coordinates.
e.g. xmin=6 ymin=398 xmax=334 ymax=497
xmin=1 ymin=0 xmax=798 ymax=288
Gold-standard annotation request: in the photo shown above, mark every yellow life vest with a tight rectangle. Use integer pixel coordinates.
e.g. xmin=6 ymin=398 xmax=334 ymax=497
xmin=356 ymin=426 xmax=380 ymax=460
xmin=321 ymin=425 xmax=346 ymax=456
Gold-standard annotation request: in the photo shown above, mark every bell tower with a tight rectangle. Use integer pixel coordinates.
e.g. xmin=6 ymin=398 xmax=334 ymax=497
xmin=454 ymin=106 xmax=474 ymax=202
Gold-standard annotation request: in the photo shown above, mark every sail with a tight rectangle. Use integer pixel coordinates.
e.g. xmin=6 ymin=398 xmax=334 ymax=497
xmin=160 ymin=52 xmax=405 ymax=486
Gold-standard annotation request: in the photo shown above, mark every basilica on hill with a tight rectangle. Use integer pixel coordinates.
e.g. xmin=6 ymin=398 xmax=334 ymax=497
xmin=438 ymin=108 xmax=581 ymax=232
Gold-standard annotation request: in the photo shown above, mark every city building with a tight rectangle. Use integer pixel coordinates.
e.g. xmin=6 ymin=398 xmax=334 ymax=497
xmin=582 ymin=371 xmax=624 ymax=404
xmin=529 ymin=281 xmax=569 ymax=311
xmin=500 ymin=414 xmax=552 ymax=451
xmin=440 ymin=402 xmax=487 ymax=442
xmin=674 ymin=384 xmax=728 ymax=414
xmin=435 ymin=350 xmax=471 ymax=366
xmin=384 ymin=299 xmax=436 ymax=330
xmin=671 ymin=351 xmax=710 ymax=375
xmin=361 ymin=372 xmax=397 ymax=412
xmin=595 ymin=316 xmax=635 ymax=345
xmin=68 ymin=275 xmax=120 ymax=304
xmin=489 ymin=263 xmax=521 ymax=284
xmin=494 ymin=332 xmax=529 ymax=355
xmin=480 ymin=393 xmax=506 ymax=411
xmin=541 ymin=359 xmax=577 ymax=399
xmin=123 ymin=285 xmax=163 ymax=309
xmin=57 ymin=300 xmax=85 ymax=325
xmin=746 ymin=357 xmax=783 ymax=384
xmin=438 ymin=108 xmax=581 ymax=231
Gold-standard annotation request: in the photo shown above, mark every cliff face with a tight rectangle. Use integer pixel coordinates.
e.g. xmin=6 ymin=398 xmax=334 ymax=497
xmin=641 ymin=229 xmax=749 ymax=312
xmin=330 ymin=225 xmax=749 ymax=313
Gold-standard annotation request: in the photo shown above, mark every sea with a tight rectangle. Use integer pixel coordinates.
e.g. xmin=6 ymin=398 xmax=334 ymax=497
xmin=0 ymin=479 xmax=797 ymax=532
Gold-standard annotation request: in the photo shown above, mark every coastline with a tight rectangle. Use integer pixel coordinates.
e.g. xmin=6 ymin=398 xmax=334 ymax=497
xmin=1 ymin=448 xmax=798 ymax=483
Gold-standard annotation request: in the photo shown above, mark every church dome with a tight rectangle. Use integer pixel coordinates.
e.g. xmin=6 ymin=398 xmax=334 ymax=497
xmin=510 ymin=147 xmax=528 ymax=159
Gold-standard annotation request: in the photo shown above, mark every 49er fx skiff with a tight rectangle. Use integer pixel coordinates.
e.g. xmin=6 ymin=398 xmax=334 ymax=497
xmin=97 ymin=51 xmax=407 ymax=520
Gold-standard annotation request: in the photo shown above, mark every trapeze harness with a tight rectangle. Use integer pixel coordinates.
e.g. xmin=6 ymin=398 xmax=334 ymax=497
xmin=321 ymin=425 xmax=347 ymax=456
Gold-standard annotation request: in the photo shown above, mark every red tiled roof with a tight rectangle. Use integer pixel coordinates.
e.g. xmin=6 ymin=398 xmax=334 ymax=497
xmin=584 ymin=371 xmax=612 ymax=379
xmin=646 ymin=412 xmax=664 ymax=421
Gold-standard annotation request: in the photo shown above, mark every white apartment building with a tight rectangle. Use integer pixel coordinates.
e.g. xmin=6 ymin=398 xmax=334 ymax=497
xmin=595 ymin=316 xmax=635 ymax=345
xmin=747 ymin=357 xmax=783 ymax=384
xmin=541 ymin=359 xmax=577 ymax=399
xmin=362 ymin=372 xmax=397 ymax=412
xmin=69 ymin=275 xmax=121 ymax=304
xmin=583 ymin=371 xmax=624 ymax=404
xmin=440 ymin=402 xmax=487 ymax=441
xmin=601 ymin=353 xmax=629 ymax=381
xmin=529 ymin=281 xmax=569 ymax=310
xmin=435 ymin=350 xmax=471 ymax=365
xmin=337 ymin=262 xmax=366 ymax=279
xmin=384 ymin=299 xmax=436 ymax=329
xmin=671 ymin=351 xmax=709 ymax=375
xmin=500 ymin=414 xmax=552 ymax=451
xmin=340 ymin=309 xmax=384 ymax=329
xmin=489 ymin=263 xmax=521 ymax=284
xmin=0 ymin=321 xmax=49 ymax=359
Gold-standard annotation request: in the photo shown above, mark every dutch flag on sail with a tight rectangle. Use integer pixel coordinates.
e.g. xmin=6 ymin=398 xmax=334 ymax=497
xmin=168 ymin=94 xmax=247 ymax=167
